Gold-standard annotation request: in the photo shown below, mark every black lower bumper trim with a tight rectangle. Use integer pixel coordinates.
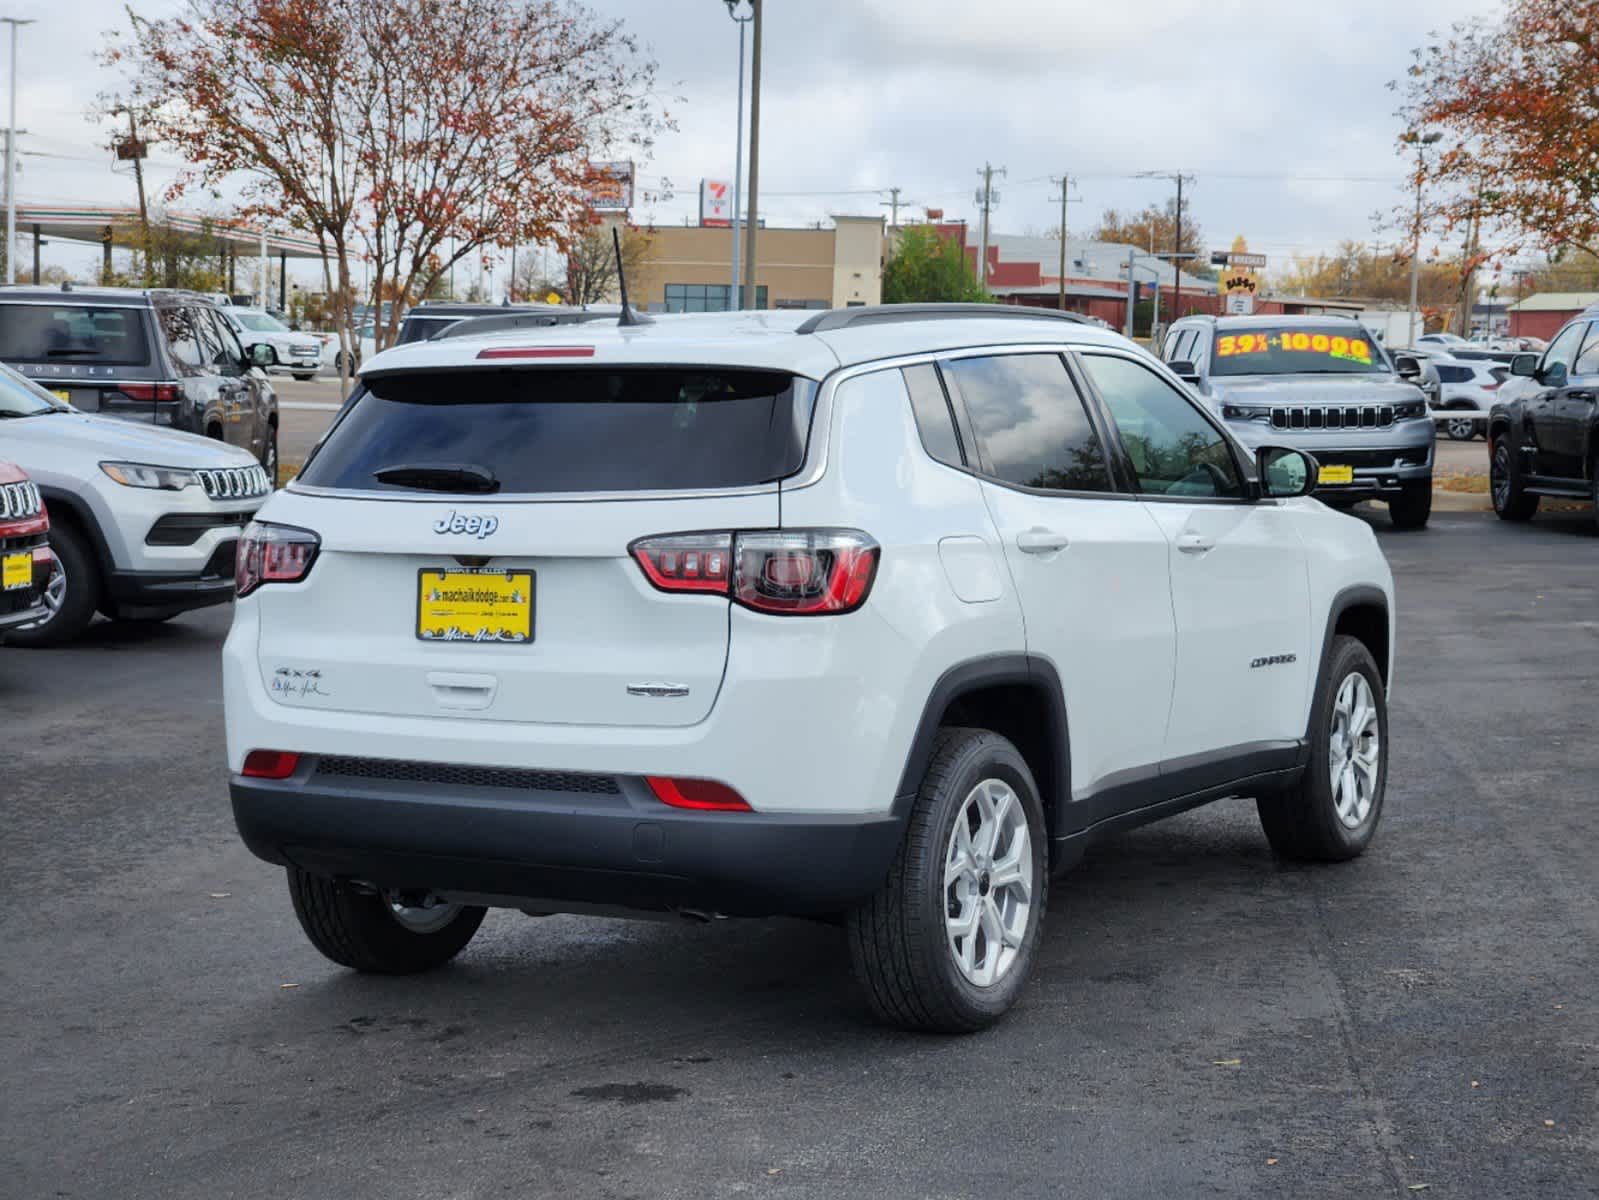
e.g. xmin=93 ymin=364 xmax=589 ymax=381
xmin=107 ymin=563 xmax=236 ymax=613
xmin=231 ymin=772 xmax=905 ymax=917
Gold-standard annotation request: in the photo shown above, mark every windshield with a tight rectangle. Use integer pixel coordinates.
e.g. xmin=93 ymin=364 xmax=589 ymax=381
xmin=299 ymin=367 xmax=814 ymax=494
xmin=0 ymin=302 xmax=152 ymax=365
xmin=1210 ymin=328 xmax=1388 ymax=377
xmin=234 ymin=311 xmax=289 ymax=333
xmin=0 ymin=361 xmax=68 ymax=416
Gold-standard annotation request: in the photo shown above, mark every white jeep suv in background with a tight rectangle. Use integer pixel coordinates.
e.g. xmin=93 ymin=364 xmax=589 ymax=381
xmin=0 ymin=362 xmax=271 ymax=645
xmin=224 ymin=304 xmax=1396 ymax=1032
xmin=219 ymin=306 xmax=327 ymax=381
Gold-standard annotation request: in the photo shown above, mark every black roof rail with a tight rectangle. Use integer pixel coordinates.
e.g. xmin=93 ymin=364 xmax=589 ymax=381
xmin=795 ymin=303 xmax=1089 ymax=334
xmin=429 ymin=310 xmax=616 ymax=341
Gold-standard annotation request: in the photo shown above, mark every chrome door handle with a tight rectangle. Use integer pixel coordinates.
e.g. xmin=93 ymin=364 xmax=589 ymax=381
xmin=1016 ymin=529 xmax=1070 ymax=554
xmin=1567 ymin=390 xmax=1596 ymax=402
xmin=1176 ymin=532 xmax=1215 ymax=554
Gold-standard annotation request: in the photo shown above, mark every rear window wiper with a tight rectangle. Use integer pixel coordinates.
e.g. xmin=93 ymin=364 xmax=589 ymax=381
xmin=372 ymin=462 xmax=501 ymax=494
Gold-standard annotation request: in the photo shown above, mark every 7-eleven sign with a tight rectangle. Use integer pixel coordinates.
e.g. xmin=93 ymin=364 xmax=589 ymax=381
xmin=700 ymin=179 xmax=732 ymax=228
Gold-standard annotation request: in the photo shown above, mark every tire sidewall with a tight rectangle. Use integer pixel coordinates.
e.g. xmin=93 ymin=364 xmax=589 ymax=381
xmin=914 ymin=734 xmax=1049 ymax=1025
xmin=1305 ymin=639 xmax=1389 ymax=857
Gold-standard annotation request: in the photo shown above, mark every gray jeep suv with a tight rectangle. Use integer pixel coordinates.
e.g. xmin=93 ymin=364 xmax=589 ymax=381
xmin=1162 ymin=314 xmax=1435 ymax=528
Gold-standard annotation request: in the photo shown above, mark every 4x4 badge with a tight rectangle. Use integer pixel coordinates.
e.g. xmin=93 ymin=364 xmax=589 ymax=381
xmin=433 ymin=510 xmax=499 ymax=538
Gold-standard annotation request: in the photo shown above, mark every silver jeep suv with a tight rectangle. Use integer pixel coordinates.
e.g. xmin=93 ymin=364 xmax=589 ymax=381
xmin=1161 ymin=315 xmax=1435 ymax=528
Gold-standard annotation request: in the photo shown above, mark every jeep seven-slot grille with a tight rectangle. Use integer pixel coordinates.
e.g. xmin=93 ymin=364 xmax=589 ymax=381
xmin=1269 ymin=405 xmax=1394 ymax=431
xmin=313 ymin=755 xmax=622 ymax=795
xmin=195 ymin=465 xmax=271 ymax=501
xmin=0 ymin=480 xmax=42 ymax=520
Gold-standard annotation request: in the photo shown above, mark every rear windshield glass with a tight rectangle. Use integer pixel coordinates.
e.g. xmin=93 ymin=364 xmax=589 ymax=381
xmin=298 ymin=367 xmax=815 ymax=494
xmin=0 ymin=303 xmax=152 ymax=366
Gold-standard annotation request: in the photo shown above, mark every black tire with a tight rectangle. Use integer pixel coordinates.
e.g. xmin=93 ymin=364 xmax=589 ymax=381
xmin=1490 ymin=433 xmax=1538 ymax=521
xmin=1388 ymin=478 xmax=1432 ymax=529
xmin=287 ymin=867 xmax=486 ymax=974
xmin=4 ymin=520 xmax=98 ymax=647
xmin=260 ymin=426 xmax=279 ymax=486
xmin=847 ymin=727 xmax=1049 ymax=1033
xmin=291 ymin=372 xmax=315 ymax=382
xmin=1257 ymin=636 xmax=1388 ymax=862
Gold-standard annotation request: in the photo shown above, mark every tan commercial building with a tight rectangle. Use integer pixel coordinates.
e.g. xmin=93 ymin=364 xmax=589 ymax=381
xmin=617 ymin=214 xmax=883 ymax=313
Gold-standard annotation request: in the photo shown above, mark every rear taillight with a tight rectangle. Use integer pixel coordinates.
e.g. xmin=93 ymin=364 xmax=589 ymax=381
xmin=645 ymin=776 xmax=751 ymax=811
xmin=118 ymin=382 xmax=182 ymax=403
xmin=630 ymin=529 xmax=878 ymax=616
xmin=236 ymin=521 xmax=320 ymax=598
xmin=241 ymin=750 xmax=301 ymax=779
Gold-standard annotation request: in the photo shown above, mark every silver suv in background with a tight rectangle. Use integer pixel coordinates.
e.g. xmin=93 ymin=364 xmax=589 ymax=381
xmin=1162 ymin=314 xmax=1436 ymax=528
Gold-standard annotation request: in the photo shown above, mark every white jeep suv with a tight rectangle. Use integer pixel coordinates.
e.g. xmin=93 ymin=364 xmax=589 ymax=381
xmin=0 ymin=362 xmax=271 ymax=645
xmin=224 ymin=304 xmax=1396 ymax=1032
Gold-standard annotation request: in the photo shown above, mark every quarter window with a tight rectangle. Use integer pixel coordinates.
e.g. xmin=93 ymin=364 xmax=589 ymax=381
xmin=941 ymin=353 xmax=1112 ymax=493
xmin=160 ymin=307 xmax=203 ymax=371
xmin=902 ymin=363 xmax=964 ymax=468
xmin=1080 ymin=354 xmax=1244 ymax=499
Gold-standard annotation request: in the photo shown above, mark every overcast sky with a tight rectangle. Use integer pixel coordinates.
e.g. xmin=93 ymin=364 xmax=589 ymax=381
xmin=7 ymin=0 xmax=1504 ymax=288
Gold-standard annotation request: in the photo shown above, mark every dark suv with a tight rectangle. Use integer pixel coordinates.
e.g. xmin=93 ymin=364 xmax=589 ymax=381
xmin=0 ymin=285 xmax=279 ymax=480
xmin=1488 ymin=309 xmax=1599 ymax=528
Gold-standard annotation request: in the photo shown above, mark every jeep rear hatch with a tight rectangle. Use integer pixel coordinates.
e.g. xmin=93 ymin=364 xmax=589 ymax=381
xmin=253 ymin=366 xmax=814 ymax=728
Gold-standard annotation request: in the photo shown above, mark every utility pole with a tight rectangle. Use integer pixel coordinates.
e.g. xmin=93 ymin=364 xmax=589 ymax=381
xmin=881 ymin=186 xmax=903 ymax=230
xmin=1124 ymin=250 xmax=1137 ymax=337
xmin=740 ymin=0 xmax=762 ymax=311
xmin=1049 ymin=173 xmax=1077 ymax=312
xmin=976 ymin=163 xmax=1004 ymax=292
xmin=1136 ymin=170 xmax=1194 ymax=321
xmin=118 ymin=107 xmax=154 ymax=284
xmin=1402 ymin=130 xmax=1442 ymax=346
xmin=2 ymin=17 xmax=35 ymax=285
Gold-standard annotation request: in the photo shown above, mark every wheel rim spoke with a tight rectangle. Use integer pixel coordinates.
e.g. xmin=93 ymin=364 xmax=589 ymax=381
xmin=944 ymin=777 xmax=1034 ymax=988
xmin=1328 ymin=670 xmax=1381 ymax=830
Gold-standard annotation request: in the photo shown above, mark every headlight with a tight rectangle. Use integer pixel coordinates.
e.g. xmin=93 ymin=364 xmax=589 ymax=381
xmin=1221 ymin=404 xmax=1264 ymax=421
xmin=1393 ymin=400 xmax=1427 ymax=420
xmin=99 ymin=462 xmax=200 ymax=490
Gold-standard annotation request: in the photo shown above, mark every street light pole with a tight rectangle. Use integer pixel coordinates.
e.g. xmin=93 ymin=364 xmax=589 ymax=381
xmin=2 ymin=17 xmax=35 ymax=285
xmin=724 ymin=1 xmax=751 ymax=311
xmin=1403 ymin=130 xmax=1442 ymax=347
xmin=740 ymin=0 xmax=762 ymax=312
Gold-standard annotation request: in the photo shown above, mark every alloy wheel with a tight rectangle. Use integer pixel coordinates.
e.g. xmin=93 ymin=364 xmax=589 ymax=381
xmin=385 ymin=892 xmax=463 ymax=935
xmin=1328 ymin=672 xmax=1381 ymax=829
xmin=1445 ymin=417 xmax=1477 ymax=441
xmin=944 ymin=778 xmax=1033 ymax=987
xmin=1491 ymin=442 xmax=1511 ymax=511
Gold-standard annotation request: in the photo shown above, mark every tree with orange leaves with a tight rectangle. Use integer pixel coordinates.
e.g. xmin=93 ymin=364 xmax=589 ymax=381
xmin=107 ymin=0 xmax=662 ymax=379
xmin=1397 ymin=0 xmax=1599 ymax=265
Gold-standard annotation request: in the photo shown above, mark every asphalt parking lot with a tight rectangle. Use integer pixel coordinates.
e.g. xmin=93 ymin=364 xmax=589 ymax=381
xmin=3 ymin=509 xmax=1596 ymax=1199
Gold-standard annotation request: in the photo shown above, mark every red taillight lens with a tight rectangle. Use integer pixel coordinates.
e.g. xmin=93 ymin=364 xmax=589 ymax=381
xmin=242 ymin=749 xmax=301 ymax=779
xmin=118 ymin=382 xmax=182 ymax=403
xmin=236 ymin=521 xmax=321 ymax=598
xmin=630 ymin=529 xmax=879 ymax=616
xmin=645 ymin=776 xmax=751 ymax=811
xmin=631 ymin=533 xmax=733 ymax=593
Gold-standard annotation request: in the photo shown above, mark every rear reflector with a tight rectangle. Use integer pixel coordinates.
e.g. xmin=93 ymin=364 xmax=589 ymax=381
xmin=242 ymin=750 xmax=301 ymax=779
xmin=645 ymin=776 xmax=752 ymax=811
xmin=475 ymin=346 xmax=596 ymax=360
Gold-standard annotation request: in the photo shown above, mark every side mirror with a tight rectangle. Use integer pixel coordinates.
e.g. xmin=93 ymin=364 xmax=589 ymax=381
xmin=249 ymin=342 xmax=275 ymax=369
xmin=1393 ymin=354 xmax=1422 ymax=381
xmin=1256 ymin=446 xmax=1318 ymax=499
xmin=1536 ymin=360 xmax=1568 ymax=388
xmin=1167 ymin=359 xmax=1201 ymax=384
xmin=1509 ymin=353 xmax=1537 ymax=377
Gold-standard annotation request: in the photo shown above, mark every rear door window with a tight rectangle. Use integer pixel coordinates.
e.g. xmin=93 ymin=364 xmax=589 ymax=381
xmin=0 ymin=303 xmax=152 ymax=366
xmin=298 ymin=367 xmax=815 ymax=494
xmin=940 ymin=352 xmax=1113 ymax=493
xmin=160 ymin=307 xmax=204 ymax=371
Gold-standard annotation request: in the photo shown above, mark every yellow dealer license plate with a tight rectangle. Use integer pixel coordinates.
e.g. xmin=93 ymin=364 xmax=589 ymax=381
xmin=417 ymin=568 xmax=533 ymax=644
xmin=3 ymin=551 xmax=30 ymax=591
xmin=1319 ymin=464 xmax=1354 ymax=485
xmin=51 ymin=389 xmax=70 ymax=405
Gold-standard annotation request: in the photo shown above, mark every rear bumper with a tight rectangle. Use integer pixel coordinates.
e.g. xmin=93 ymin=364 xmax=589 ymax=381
xmin=231 ymin=762 xmax=905 ymax=917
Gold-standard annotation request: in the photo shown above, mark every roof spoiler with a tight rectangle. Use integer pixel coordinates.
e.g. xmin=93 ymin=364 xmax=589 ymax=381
xmin=795 ymin=303 xmax=1088 ymax=334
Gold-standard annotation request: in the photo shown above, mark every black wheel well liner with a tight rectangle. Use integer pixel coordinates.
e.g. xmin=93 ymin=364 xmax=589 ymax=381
xmin=894 ymin=655 xmax=1070 ymax=848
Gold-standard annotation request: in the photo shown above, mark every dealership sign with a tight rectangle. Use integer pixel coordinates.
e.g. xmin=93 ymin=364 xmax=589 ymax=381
xmin=700 ymin=179 xmax=732 ymax=228
xmin=583 ymin=162 xmax=635 ymax=211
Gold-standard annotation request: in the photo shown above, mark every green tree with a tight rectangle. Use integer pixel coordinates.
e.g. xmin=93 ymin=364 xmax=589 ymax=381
xmin=882 ymin=225 xmax=989 ymax=304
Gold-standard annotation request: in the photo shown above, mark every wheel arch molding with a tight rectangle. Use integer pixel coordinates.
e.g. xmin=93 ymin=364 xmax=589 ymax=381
xmin=1310 ymin=585 xmax=1391 ymax=739
xmin=35 ymin=485 xmax=116 ymax=580
xmin=893 ymin=654 xmax=1071 ymax=840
